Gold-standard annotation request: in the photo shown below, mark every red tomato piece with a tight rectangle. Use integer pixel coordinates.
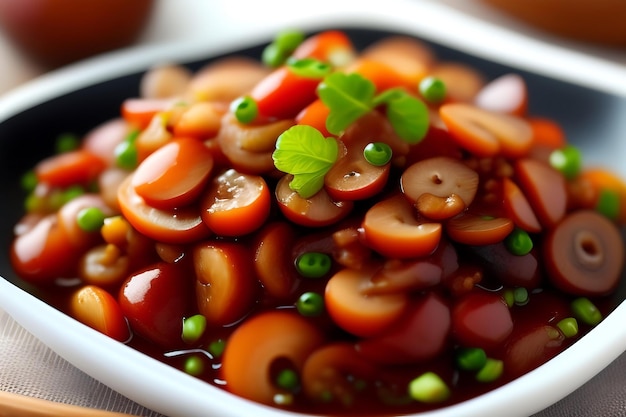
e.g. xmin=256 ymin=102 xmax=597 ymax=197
xmin=132 ymin=137 xmax=214 ymax=209
xmin=250 ymin=65 xmax=321 ymax=120
xmin=452 ymin=290 xmax=513 ymax=350
xmin=356 ymin=292 xmax=451 ymax=364
xmin=200 ymin=169 xmax=270 ymax=236
xmin=514 ymin=158 xmax=567 ymax=228
xmin=119 ymin=262 xmax=193 ymax=347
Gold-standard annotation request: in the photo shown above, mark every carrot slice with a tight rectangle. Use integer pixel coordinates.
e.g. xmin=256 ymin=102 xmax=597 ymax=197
xmin=35 ymin=149 xmax=106 ymax=187
xmin=446 ymin=213 xmax=514 ymax=246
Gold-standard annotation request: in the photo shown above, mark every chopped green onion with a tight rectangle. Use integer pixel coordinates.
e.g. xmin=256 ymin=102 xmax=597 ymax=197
xmin=262 ymin=30 xmax=305 ymax=68
xmin=296 ymin=252 xmax=332 ymax=278
xmin=208 ymin=339 xmax=226 ymax=358
xmin=230 ymin=96 xmax=258 ymax=124
xmin=419 ymin=76 xmax=446 ymax=103
xmin=557 ymin=317 xmax=579 ymax=338
xmin=549 ymin=145 xmax=582 ymax=180
xmin=182 ymin=314 xmax=207 ymax=344
xmin=363 ymin=142 xmax=393 ymax=166
xmin=55 ymin=133 xmax=80 ymax=153
xmin=595 ymin=188 xmax=620 ymax=220
xmin=275 ymin=368 xmax=299 ymax=391
xmin=456 ymin=347 xmax=487 ymax=371
xmin=20 ymin=170 xmax=38 ymax=192
xmin=475 ymin=358 xmax=503 ymax=383
xmin=571 ymin=297 xmax=603 ymax=326
xmin=76 ymin=207 xmax=105 ymax=232
xmin=287 ymin=57 xmax=332 ymax=79
xmin=408 ymin=372 xmax=450 ymax=403
xmin=503 ymin=289 xmax=515 ymax=308
xmin=504 ymin=228 xmax=533 ymax=256
xmin=296 ymin=292 xmax=324 ymax=317
xmin=184 ymin=355 xmax=204 ymax=376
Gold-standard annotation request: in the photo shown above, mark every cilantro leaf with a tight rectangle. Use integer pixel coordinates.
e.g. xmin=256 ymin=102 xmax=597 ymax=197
xmin=317 ymin=72 xmax=376 ymax=136
xmin=272 ymin=125 xmax=339 ymax=198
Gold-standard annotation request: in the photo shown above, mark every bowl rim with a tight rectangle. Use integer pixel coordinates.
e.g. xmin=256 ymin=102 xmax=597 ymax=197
xmin=1 ymin=2 xmax=626 ymax=416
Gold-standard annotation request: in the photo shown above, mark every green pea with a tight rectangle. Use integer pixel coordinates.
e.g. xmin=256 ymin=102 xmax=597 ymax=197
xmin=62 ymin=185 xmax=86 ymax=203
xmin=230 ymin=95 xmax=258 ymax=124
xmin=408 ymin=372 xmax=450 ymax=403
xmin=182 ymin=314 xmax=207 ymax=344
xmin=557 ymin=317 xmax=579 ymax=338
xmin=476 ymin=358 xmax=503 ymax=383
xmin=419 ymin=76 xmax=446 ymax=103
xmin=275 ymin=368 xmax=299 ymax=391
xmin=296 ymin=252 xmax=331 ymax=278
xmin=114 ymin=139 xmax=138 ymax=170
xmin=513 ymin=287 xmax=529 ymax=306
xmin=571 ymin=297 xmax=603 ymax=326
xmin=595 ymin=188 xmax=620 ymax=220
xmin=55 ymin=133 xmax=80 ymax=153
xmin=549 ymin=145 xmax=582 ymax=180
xmin=504 ymin=228 xmax=533 ymax=256
xmin=76 ymin=207 xmax=105 ymax=232
xmin=456 ymin=347 xmax=487 ymax=371
xmin=20 ymin=170 xmax=38 ymax=193
xmin=296 ymin=292 xmax=324 ymax=317
xmin=208 ymin=339 xmax=226 ymax=358
xmin=363 ymin=142 xmax=393 ymax=166
xmin=287 ymin=57 xmax=332 ymax=79
xmin=184 ymin=355 xmax=204 ymax=376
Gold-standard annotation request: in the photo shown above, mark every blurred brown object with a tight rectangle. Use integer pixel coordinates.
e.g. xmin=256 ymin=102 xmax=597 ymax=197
xmin=0 ymin=0 xmax=155 ymax=69
xmin=481 ymin=0 xmax=626 ymax=47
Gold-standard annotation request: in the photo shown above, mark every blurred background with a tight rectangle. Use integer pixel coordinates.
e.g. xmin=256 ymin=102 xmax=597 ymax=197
xmin=0 ymin=0 xmax=624 ymax=96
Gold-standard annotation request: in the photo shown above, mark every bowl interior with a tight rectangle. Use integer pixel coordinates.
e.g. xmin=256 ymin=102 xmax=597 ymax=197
xmin=1 ymin=26 xmax=626 ymax=416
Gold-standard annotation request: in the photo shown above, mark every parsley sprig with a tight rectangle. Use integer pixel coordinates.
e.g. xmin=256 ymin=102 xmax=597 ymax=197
xmin=318 ymin=72 xmax=429 ymax=143
xmin=272 ymin=125 xmax=339 ymax=198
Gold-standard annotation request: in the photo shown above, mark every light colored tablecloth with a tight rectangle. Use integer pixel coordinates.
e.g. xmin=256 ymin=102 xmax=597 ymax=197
xmin=1 ymin=1 xmax=625 ymax=416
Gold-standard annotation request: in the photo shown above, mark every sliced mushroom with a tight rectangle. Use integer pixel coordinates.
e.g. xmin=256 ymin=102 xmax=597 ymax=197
xmin=543 ymin=210 xmax=625 ymax=296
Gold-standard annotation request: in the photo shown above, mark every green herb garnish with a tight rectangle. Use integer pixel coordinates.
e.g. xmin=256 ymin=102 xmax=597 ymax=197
xmin=317 ymin=72 xmax=429 ymax=143
xmin=272 ymin=125 xmax=338 ymax=198
xmin=317 ymin=72 xmax=376 ymax=136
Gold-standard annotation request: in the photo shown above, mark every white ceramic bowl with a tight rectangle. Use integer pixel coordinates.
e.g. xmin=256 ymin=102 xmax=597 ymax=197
xmin=1 ymin=2 xmax=626 ymax=417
